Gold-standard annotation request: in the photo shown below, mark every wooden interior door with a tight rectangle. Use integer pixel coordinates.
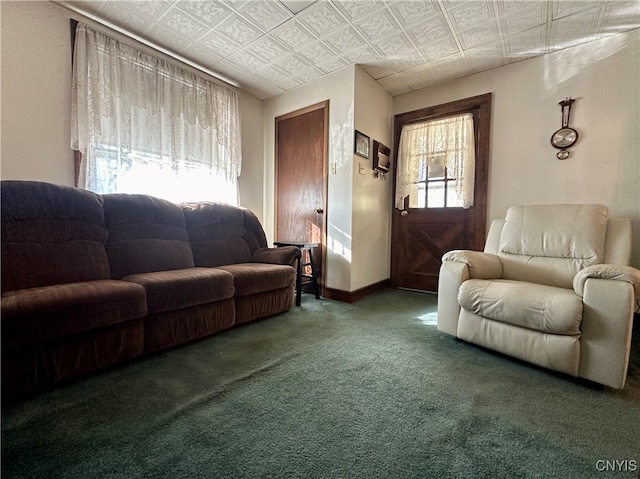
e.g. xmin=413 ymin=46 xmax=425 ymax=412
xmin=391 ymin=94 xmax=491 ymax=292
xmin=275 ymin=101 xmax=328 ymax=292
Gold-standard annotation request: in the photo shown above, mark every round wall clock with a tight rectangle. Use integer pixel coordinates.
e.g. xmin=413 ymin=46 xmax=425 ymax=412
xmin=551 ymin=127 xmax=578 ymax=149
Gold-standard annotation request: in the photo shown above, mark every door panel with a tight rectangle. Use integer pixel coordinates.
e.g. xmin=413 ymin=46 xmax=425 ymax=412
xmin=392 ymin=208 xmax=469 ymax=292
xmin=391 ymin=94 xmax=491 ymax=292
xmin=275 ymin=102 xmax=328 ymax=291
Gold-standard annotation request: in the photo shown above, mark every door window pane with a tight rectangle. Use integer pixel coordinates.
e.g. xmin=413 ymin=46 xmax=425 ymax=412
xmin=396 ymin=113 xmax=475 ymax=209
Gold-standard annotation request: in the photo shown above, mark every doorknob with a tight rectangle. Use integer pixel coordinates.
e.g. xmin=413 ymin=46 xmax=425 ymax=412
xmin=400 ymin=210 xmax=408 ymax=217
xmin=314 ymin=207 xmax=324 ymax=214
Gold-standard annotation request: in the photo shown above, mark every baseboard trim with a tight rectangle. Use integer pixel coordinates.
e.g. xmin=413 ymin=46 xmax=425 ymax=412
xmin=323 ymin=279 xmax=392 ymax=303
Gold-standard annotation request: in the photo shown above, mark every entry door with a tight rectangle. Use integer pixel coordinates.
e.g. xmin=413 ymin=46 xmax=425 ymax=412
xmin=275 ymin=101 xmax=328 ymax=292
xmin=391 ymin=94 xmax=491 ymax=292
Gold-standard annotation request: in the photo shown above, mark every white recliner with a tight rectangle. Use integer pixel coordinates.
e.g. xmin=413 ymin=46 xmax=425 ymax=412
xmin=437 ymin=204 xmax=640 ymax=389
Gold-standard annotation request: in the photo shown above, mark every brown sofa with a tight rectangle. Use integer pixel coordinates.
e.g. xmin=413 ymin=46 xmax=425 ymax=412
xmin=1 ymin=180 xmax=300 ymax=398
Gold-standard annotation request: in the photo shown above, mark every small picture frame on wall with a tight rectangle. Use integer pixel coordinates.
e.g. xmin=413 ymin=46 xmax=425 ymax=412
xmin=354 ymin=130 xmax=370 ymax=159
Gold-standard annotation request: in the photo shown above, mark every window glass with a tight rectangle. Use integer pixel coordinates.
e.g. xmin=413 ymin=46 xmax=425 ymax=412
xmin=397 ymin=113 xmax=475 ymax=210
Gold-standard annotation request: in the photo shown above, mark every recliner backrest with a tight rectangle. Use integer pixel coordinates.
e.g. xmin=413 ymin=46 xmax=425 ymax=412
xmin=182 ymin=202 xmax=268 ymax=267
xmin=102 ymin=193 xmax=195 ymax=279
xmin=496 ymin=204 xmax=608 ymax=289
xmin=1 ymin=180 xmax=111 ymax=291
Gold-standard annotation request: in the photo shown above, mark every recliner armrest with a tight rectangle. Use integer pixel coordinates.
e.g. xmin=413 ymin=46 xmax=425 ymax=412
xmin=442 ymin=250 xmax=503 ymax=279
xmin=252 ymin=246 xmax=300 ymax=267
xmin=573 ymin=264 xmax=640 ymax=297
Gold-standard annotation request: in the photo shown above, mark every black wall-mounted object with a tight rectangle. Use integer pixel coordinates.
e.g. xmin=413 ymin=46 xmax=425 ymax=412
xmin=372 ymin=140 xmax=391 ymax=174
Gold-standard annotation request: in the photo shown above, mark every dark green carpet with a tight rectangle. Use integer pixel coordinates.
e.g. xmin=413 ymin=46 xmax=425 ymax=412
xmin=2 ymin=289 xmax=639 ymax=479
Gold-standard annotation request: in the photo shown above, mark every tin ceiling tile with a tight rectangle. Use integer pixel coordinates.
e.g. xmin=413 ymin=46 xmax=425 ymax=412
xmin=377 ymin=74 xmax=413 ymax=95
xmin=465 ymin=41 xmax=506 ymax=73
xmin=123 ymin=1 xmax=172 ymax=18
xmin=315 ymin=56 xmax=349 ymax=74
xmin=159 ymin=8 xmax=210 ymax=41
xmin=271 ymin=21 xmax=318 ymax=49
xmin=550 ymin=7 xmax=602 ymax=49
xmin=296 ymin=41 xmax=340 ymax=64
xmin=59 ymin=0 xmax=640 ymax=99
xmin=504 ymin=24 xmax=548 ymax=57
xmin=372 ymin=31 xmax=415 ymax=57
xmin=447 ymin=1 xmax=496 ymax=32
xmin=406 ymin=14 xmax=453 ymax=45
xmin=216 ymin=14 xmax=263 ymax=46
xmin=237 ymin=0 xmax=292 ymax=32
xmin=420 ymin=37 xmax=460 ymax=61
xmin=323 ymin=27 xmax=368 ymax=53
xmin=274 ymin=53 xmax=312 ymax=76
xmin=199 ymin=30 xmax=242 ymax=58
xmin=353 ymin=9 xmax=399 ymax=41
xmin=332 ymin=0 xmax=386 ymax=21
xmin=458 ymin=21 xmax=501 ymax=50
xmin=388 ymin=0 xmax=442 ymax=27
xmin=246 ymin=35 xmax=291 ymax=62
xmin=298 ymin=2 xmax=346 ymax=37
xmin=145 ymin=23 xmax=193 ymax=52
xmin=181 ymin=43 xmax=223 ymax=68
xmin=98 ymin=2 xmax=155 ymax=32
xmin=500 ymin=2 xmax=548 ymax=34
xmin=227 ymin=49 xmax=270 ymax=71
xmin=175 ymin=1 xmax=233 ymax=28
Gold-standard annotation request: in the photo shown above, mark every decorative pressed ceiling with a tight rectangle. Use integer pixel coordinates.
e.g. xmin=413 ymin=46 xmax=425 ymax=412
xmin=57 ymin=0 xmax=640 ymax=100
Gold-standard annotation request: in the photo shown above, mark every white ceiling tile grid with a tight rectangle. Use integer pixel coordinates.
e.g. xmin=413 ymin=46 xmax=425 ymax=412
xmin=60 ymin=0 xmax=640 ymax=100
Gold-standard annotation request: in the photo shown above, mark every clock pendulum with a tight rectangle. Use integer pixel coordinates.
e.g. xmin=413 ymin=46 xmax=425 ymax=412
xmin=550 ymin=97 xmax=578 ymax=160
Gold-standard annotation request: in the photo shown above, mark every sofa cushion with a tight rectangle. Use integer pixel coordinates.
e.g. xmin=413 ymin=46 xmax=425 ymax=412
xmin=458 ymin=279 xmax=583 ymax=335
xmin=216 ymin=263 xmax=295 ymax=296
xmin=102 ymin=194 xmax=194 ymax=278
xmin=497 ymin=204 xmax=608 ymax=288
xmin=1 ymin=180 xmax=111 ymax=291
xmin=182 ymin=202 xmax=268 ymax=267
xmin=123 ymin=267 xmax=234 ymax=313
xmin=1 ymin=280 xmax=147 ymax=347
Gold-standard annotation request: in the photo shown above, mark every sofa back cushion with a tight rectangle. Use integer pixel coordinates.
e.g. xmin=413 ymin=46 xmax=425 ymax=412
xmin=497 ymin=204 xmax=608 ymax=288
xmin=102 ymin=194 xmax=194 ymax=279
xmin=1 ymin=180 xmax=111 ymax=291
xmin=182 ymin=202 xmax=268 ymax=267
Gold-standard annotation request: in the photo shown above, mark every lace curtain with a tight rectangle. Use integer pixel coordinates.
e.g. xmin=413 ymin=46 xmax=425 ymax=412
xmin=395 ymin=113 xmax=475 ymax=209
xmin=71 ymin=23 xmax=241 ymax=204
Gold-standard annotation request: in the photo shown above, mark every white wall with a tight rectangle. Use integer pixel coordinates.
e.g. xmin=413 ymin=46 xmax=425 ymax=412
xmin=394 ymin=29 xmax=640 ymax=267
xmin=263 ymin=66 xmax=356 ymax=292
xmin=352 ymin=67 xmax=393 ymax=290
xmin=263 ymin=66 xmax=394 ymax=292
xmin=0 ymin=0 xmax=264 ymax=221
xmin=1 ymin=1 xmax=75 ymax=185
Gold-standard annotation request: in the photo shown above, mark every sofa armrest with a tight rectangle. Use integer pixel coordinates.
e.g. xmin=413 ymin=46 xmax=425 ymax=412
xmin=442 ymin=250 xmax=503 ymax=279
xmin=252 ymin=246 xmax=301 ymax=267
xmin=573 ymin=264 xmax=640 ymax=298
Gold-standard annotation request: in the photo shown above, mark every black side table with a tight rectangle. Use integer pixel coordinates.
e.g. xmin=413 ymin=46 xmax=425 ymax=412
xmin=273 ymin=241 xmax=320 ymax=306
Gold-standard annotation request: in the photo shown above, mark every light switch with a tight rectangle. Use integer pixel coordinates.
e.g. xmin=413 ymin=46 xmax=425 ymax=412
xmin=358 ymin=162 xmax=366 ymax=175
xmin=330 ymin=162 xmax=337 ymax=174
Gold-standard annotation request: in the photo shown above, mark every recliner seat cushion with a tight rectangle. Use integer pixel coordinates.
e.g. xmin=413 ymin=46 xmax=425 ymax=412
xmin=1 ymin=280 xmax=147 ymax=347
xmin=458 ymin=279 xmax=583 ymax=335
xmin=123 ymin=267 xmax=234 ymax=313
xmin=216 ymin=263 xmax=295 ymax=296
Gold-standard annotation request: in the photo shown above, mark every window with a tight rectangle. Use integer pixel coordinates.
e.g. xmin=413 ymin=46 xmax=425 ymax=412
xmin=71 ymin=24 xmax=241 ymax=205
xmin=396 ymin=113 xmax=475 ymax=209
